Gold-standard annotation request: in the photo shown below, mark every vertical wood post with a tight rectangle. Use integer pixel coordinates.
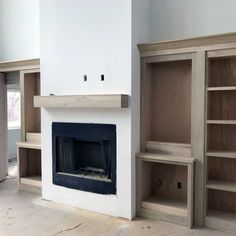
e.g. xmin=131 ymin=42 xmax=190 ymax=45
xmin=191 ymin=51 xmax=206 ymax=226
xmin=0 ymin=73 xmax=7 ymax=181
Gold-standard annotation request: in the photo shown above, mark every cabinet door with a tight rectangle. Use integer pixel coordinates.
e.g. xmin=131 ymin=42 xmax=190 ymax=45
xmin=0 ymin=73 xmax=7 ymax=182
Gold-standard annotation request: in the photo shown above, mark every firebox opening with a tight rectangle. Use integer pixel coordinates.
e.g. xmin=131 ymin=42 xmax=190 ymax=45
xmin=52 ymin=122 xmax=116 ymax=194
xmin=56 ymin=138 xmax=112 ymax=181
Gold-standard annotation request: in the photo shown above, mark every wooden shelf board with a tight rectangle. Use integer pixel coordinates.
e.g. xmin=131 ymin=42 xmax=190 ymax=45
xmin=34 ymin=94 xmax=129 ymax=108
xmin=20 ymin=175 xmax=42 ymax=188
xmin=0 ymin=58 xmax=40 ymax=72
xmin=207 ymin=151 xmax=236 ymax=159
xmin=142 ymin=196 xmax=187 ymax=217
xmin=205 ymin=210 xmax=236 ymax=233
xmin=26 ymin=133 xmax=41 ymax=143
xmin=146 ymin=141 xmax=191 ymax=157
xmin=208 ymin=86 xmax=236 ymax=91
xmin=136 ymin=152 xmax=195 ymax=165
xmin=16 ymin=141 xmax=41 ymax=150
xmin=207 ymin=120 xmax=236 ymax=125
xmin=207 ymin=180 xmax=236 ymax=193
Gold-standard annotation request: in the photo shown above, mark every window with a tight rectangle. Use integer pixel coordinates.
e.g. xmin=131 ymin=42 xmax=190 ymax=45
xmin=7 ymin=91 xmax=21 ymax=129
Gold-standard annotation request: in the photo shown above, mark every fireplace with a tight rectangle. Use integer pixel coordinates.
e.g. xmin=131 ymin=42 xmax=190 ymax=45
xmin=52 ymin=122 xmax=116 ymax=194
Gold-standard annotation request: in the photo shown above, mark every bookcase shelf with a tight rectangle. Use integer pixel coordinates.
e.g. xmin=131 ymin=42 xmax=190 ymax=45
xmin=138 ymin=55 xmax=195 ymax=228
xmin=208 ymin=86 xmax=236 ymax=91
xmin=207 ymin=151 xmax=236 ymax=159
xmin=20 ymin=175 xmax=42 ymax=188
xmin=137 ymin=152 xmax=194 ymax=227
xmin=205 ymin=53 xmax=236 ymax=232
xmin=205 ymin=210 xmax=236 ymax=233
xmin=207 ymin=120 xmax=236 ymax=125
xmin=139 ymin=33 xmax=236 ymax=232
xmin=206 ymin=180 xmax=236 ymax=193
xmin=141 ymin=196 xmax=187 ymax=217
xmin=17 ymin=69 xmax=42 ymax=195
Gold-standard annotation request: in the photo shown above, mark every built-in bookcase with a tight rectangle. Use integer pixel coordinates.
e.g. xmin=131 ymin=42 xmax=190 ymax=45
xmin=205 ymin=53 xmax=236 ymax=232
xmin=137 ymin=55 xmax=195 ymax=228
xmin=138 ymin=33 xmax=236 ymax=232
xmin=17 ymin=69 xmax=42 ymax=195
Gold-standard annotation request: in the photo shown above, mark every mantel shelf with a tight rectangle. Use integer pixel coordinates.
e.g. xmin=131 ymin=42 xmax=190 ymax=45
xmin=34 ymin=94 xmax=129 ymax=108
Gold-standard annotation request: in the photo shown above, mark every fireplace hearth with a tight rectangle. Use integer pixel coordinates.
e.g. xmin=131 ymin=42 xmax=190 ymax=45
xmin=52 ymin=122 xmax=116 ymax=194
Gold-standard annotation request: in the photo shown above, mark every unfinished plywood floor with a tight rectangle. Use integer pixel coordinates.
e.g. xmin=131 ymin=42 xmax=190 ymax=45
xmin=0 ymin=161 xmax=234 ymax=236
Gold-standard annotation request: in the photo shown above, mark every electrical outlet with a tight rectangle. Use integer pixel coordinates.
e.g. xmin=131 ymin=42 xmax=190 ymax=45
xmin=177 ymin=182 xmax=182 ymax=189
xmin=158 ymin=178 xmax=162 ymax=186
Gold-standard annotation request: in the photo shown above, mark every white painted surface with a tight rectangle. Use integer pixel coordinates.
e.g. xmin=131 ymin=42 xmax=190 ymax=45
xmin=131 ymin=0 xmax=149 ymax=218
xmin=40 ymin=0 xmax=131 ymax=96
xmin=149 ymin=0 xmax=236 ymax=42
xmin=7 ymin=128 xmax=20 ymax=160
xmin=0 ymin=0 xmax=40 ymax=61
xmin=40 ymin=0 xmax=136 ymax=219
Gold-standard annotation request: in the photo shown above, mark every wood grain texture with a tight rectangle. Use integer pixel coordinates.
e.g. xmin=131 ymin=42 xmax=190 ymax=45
xmin=205 ymin=210 xmax=236 ymax=233
xmin=150 ymin=60 xmax=192 ymax=144
xmin=20 ymin=175 xmax=41 ymax=188
xmin=138 ymin=32 xmax=236 ymax=57
xmin=208 ymin=48 xmax=236 ymax=58
xmin=139 ymin=208 xmax=188 ymax=226
xmin=142 ymin=196 xmax=187 ymax=217
xmin=191 ymin=51 xmax=206 ymax=227
xmin=208 ymin=91 xmax=236 ymax=120
xmin=208 ymin=86 xmax=236 ymax=91
xmin=145 ymin=141 xmax=191 ymax=157
xmin=208 ymin=189 xmax=236 ymax=214
xmin=207 ymin=124 xmax=236 ymax=151
xmin=151 ymin=163 xmax=188 ymax=202
xmin=34 ymin=94 xmax=129 ymax=108
xmin=17 ymin=147 xmax=41 ymax=195
xmin=208 ymin=156 xmax=236 ymax=183
xmin=187 ymin=163 xmax=194 ymax=228
xmin=207 ymin=120 xmax=236 ymax=124
xmin=207 ymin=151 xmax=236 ymax=159
xmin=16 ymin=141 xmax=41 ymax=150
xmin=208 ymin=57 xmax=236 ymax=87
xmin=0 ymin=73 xmax=7 ymax=182
xmin=140 ymin=61 xmax=152 ymax=151
xmin=26 ymin=133 xmax=41 ymax=143
xmin=0 ymin=59 xmax=39 ymax=72
xmin=137 ymin=156 xmax=194 ymax=228
xmin=207 ymin=180 xmax=236 ymax=193
xmin=20 ymin=71 xmax=41 ymax=140
xmin=137 ymin=152 xmax=195 ymax=165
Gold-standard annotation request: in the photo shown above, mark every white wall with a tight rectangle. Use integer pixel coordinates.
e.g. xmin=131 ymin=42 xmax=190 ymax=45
xmin=131 ymin=0 xmax=149 ymax=218
xmin=40 ymin=0 xmax=131 ymax=96
xmin=0 ymin=0 xmax=40 ymax=61
xmin=149 ymin=0 xmax=236 ymax=42
xmin=40 ymin=0 xmax=135 ymax=219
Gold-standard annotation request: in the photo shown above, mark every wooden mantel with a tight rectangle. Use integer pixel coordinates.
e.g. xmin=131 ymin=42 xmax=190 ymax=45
xmin=34 ymin=94 xmax=129 ymax=108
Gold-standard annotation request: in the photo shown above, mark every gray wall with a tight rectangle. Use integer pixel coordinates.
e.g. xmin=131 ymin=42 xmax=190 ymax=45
xmin=0 ymin=0 xmax=39 ymax=61
xmin=6 ymin=72 xmax=20 ymax=160
xmin=8 ymin=128 xmax=20 ymax=160
xmin=149 ymin=0 xmax=236 ymax=42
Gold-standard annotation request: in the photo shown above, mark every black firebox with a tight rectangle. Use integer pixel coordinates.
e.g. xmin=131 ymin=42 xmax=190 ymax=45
xmin=52 ymin=122 xmax=116 ymax=194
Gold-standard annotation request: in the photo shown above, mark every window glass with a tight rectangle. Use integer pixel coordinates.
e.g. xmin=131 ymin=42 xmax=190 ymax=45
xmin=7 ymin=91 xmax=21 ymax=128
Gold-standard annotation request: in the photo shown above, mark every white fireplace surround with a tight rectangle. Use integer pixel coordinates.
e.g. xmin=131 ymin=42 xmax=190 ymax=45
xmin=40 ymin=0 xmax=149 ymax=220
xmin=41 ymin=107 xmax=133 ymax=219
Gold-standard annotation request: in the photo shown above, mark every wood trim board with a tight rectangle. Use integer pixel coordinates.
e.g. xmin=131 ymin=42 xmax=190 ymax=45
xmin=0 ymin=59 xmax=40 ymax=72
xmin=34 ymin=94 xmax=129 ymax=108
xmin=0 ymin=73 xmax=7 ymax=182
